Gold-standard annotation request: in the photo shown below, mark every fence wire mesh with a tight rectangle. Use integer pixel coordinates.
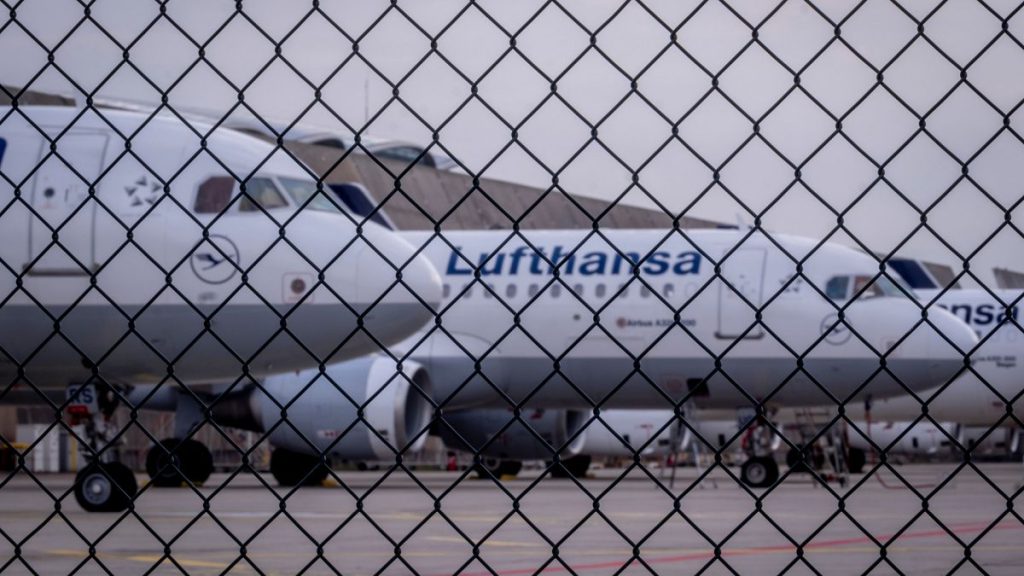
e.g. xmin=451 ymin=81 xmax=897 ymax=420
xmin=1 ymin=0 xmax=1023 ymax=574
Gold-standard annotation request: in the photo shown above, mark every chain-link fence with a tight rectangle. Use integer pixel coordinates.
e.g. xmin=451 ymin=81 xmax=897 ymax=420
xmin=1 ymin=0 xmax=1024 ymax=574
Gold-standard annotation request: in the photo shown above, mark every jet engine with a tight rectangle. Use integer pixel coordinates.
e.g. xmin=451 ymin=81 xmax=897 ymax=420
xmin=255 ymin=357 xmax=433 ymax=460
xmin=199 ymin=357 xmax=433 ymax=459
xmin=437 ymin=408 xmax=588 ymax=461
xmin=132 ymin=357 xmax=433 ymax=487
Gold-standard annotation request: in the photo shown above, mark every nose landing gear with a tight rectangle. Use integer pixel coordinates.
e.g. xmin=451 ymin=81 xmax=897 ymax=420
xmin=66 ymin=381 xmax=139 ymax=512
xmin=74 ymin=461 xmax=137 ymax=513
xmin=740 ymin=456 xmax=779 ymax=488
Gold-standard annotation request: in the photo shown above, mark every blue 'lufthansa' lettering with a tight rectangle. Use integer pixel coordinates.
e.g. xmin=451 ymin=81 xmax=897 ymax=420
xmin=938 ymin=302 xmax=1019 ymax=326
xmin=446 ymin=246 xmax=702 ymax=277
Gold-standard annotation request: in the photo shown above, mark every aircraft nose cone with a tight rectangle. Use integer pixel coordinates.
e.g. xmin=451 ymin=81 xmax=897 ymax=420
xmin=404 ymin=249 xmax=443 ymax=311
xmin=355 ymin=225 xmax=440 ymax=345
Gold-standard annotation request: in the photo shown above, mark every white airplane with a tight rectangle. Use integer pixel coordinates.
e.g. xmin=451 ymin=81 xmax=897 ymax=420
xmin=0 ymin=106 xmax=442 ymax=510
xmin=845 ymin=287 xmax=1023 ymax=426
xmin=846 ymin=420 xmax=961 ymax=459
xmin=574 ymin=409 xmax=686 ymax=460
xmin=123 ymin=228 xmax=977 ymax=487
xmin=667 ymin=285 xmax=1024 ymax=484
xmin=540 ymin=409 xmax=690 ymax=479
xmin=403 ymin=229 xmax=976 ymax=411
xmin=833 ymin=286 xmax=1024 ymax=469
xmin=398 ymin=231 xmax=979 ymax=482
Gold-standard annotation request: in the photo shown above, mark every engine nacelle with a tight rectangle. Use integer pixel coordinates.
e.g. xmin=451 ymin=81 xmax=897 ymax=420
xmin=960 ymin=426 xmax=1021 ymax=458
xmin=578 ymin=410 xmax=690 ymax=458
xmin=239 ymin=357 xmax=433 ymax=461
xmin=849 ymin=420 xmax=960 ymax=456
xmin=438 ymin=409 xmax=587 ymax=460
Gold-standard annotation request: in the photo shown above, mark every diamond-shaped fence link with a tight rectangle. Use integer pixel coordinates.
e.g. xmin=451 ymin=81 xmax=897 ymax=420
xmin=0 ymin=0 xmax=1023 ymax=573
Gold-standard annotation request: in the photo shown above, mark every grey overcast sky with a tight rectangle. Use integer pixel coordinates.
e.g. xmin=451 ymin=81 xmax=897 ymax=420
xmin=2 ymin=0 xmax=1023 ymax=286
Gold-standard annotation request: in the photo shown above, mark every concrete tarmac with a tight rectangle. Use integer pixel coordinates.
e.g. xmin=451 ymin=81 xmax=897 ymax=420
xmin=1 ymin=463 xmax=1022 ymax=575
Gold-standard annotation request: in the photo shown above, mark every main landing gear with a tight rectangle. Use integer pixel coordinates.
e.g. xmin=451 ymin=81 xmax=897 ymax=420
xmin=142 ymin=390 xmax=215 ymax=487
xmin=473 ymin=457 xmax=523 ymax=479
xmin=270 ymin=448 xmax=329 ymax=487
xmin=551 ymin=454 xmax=592 ymax=479
xmin=145 ymin=438 xmax=214 ymax=487
xmin=470 ymin=454 xmax=592 ymax=480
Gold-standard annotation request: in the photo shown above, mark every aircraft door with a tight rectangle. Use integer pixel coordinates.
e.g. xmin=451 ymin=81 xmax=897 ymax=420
xmin=716 ymin=248 xmax=766 ymax=339
xmin=27 ymin=133 xmax=109 ymax=275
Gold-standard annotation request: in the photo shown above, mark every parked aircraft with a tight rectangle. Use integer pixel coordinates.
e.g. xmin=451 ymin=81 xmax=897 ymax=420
xmin=834 ymin=286 xmax=1024 ymax=470
xmin=845 ymin=287 xmax=1023 ymax=426
xmin=403 ymin=230 xmax=976 ymax=410
xmin=656 ymin=285 xmax=1024 ymax=485
xmin=129 ymin=229 xmax=978 ymax=487
xmin=0 ymin=106 xmax=442 ymax=510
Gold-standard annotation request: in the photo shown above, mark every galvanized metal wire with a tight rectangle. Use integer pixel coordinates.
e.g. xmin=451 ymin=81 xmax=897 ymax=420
xmin=1 ymin=0 xmax=1023 ymax=574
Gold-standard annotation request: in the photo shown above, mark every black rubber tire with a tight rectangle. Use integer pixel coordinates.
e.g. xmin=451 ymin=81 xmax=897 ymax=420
xmin=146 ymin=438 xmax=214 ymax=487
xmin=498 ymin=459 xmax=523 ymax=477
xmin=551 ymin=454 xmax=591 ymax=479
xmin=473 ymin=458 xmax=523 ymax=479
xmin=74 ymin=462 xmax=137 ymax=512
xmin=741 ymin=456 xmax=779 ymax=488
xmin=182 ymin=439 xmax=214 ymax=483
xmin=847 ymin=447 xmax=866 ymax=474
xmin=270 ymin=449 xmax=329 ymax=487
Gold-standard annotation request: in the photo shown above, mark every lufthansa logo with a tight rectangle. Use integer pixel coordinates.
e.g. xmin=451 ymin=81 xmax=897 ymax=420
xmin=190 ymin=235 xmax=240 ymax=285
xmin=820 ymin=313 xmax=852 ymax=345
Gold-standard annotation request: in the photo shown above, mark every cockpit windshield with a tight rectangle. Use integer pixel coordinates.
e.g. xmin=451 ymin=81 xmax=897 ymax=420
xmin=825 ymin=274 xmax=905 ymax=301
xmin=278 ymin=177 xmax=341 ymax=213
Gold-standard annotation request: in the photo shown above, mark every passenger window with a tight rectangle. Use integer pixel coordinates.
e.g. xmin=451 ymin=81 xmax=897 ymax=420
xmin=663 ymin=283 xmax=675 ymax=298
xmin=640 ymin=285 xmax=651 ymax=299
xmin=528 ymin=283 xmax=539 ymax=298
xmin=483 ymin=283 xmax=493 ymax=299
xmin=825 ymin=276 xmax=850 ymax=301
xmin=573 ymin=283 xmax=584 ymax=296
xmin=595 ymin=283 xmax=606 ymax=298
xmin=443 ymin=284 xmax=451 ymax=299
xmin=239 ymin=178 xmax=288 ymax=212
xmin=194 ymin=176 xmax=235 ymax=214
xmin=550 ymin=284 xmax=562 ymax=298
xmin=619 ymin=283 xmax=629 ymax=298
xmin=463 ymin=284 xmax=473 ymax=299
xmin=506 ymin=284 xmax=517 ymax=299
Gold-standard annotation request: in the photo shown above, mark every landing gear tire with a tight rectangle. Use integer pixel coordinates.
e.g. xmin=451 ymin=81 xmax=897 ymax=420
xmin=741 ymin=457 xmax=779 ymax=488
xmin=551 ymin=454 xmax=591 ymax=479
xmin=270 ymin=449 xmax=329 ymax=487
xmin=74 ymin=462 xmax=138 ymax=512
xmin=847 ymin=447 xmax=866 ymax=474
xmin=473 ymin=458 xmax=523 ymax=479
xmin=146 ymin=439 xmax=214 ymax=487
